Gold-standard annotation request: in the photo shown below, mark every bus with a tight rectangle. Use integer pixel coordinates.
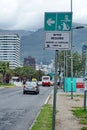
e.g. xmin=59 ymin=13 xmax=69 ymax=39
xmin=42 ymin=76 xmax=50 ymax=86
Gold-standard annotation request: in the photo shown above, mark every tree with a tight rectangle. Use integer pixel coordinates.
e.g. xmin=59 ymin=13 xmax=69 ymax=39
xmin=58 ymin=51 xmax=84 ymax=78
xmin=73 ymin=52 xmax=82 ymax=77
xmin=34 ymin=70 xmax=45 ymax=81
xmin=0 ymin=61 xmax=12 ymax=83
xmin=13 ymin=66 xmax=45 ymax=81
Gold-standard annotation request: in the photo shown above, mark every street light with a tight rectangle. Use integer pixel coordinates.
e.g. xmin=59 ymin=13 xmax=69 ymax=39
xmin=63 ymin=24 xmax=84 ymax=95
xmin=85 ymin=46 xmax=87 ymax=74
xmin=71 ymin=26 xmax=85 ymax=99
xmin=74 ymin=26 xmax=84 ymax=29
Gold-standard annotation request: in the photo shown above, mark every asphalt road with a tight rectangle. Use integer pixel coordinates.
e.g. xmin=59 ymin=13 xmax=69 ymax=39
xmin=0 ymin=86 xmax=53 ymax=130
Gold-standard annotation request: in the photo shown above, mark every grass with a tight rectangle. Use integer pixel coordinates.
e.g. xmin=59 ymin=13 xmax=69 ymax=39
xmin=30 ymin=94 xmax=87 ymax=130
xmin=30 ymin=104 xmax=52 ymax=130
xmin=72 ymin=107 xmax=87 ymax=130
xmin=66 ymin=94 xmax=84 ymax=98
xmin=0 ymin=83 xmax=16 ymax=87
xmin=81 ymin=127 xmax=87 ymax=130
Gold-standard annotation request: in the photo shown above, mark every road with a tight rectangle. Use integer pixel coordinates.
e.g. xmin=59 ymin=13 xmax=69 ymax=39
xmin=0 ymin=86 xmax=53 ymax=130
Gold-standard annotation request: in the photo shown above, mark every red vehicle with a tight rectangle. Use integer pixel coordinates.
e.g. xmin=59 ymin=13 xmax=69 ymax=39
xmin=42 ymin=76 xmax=50 ymax=86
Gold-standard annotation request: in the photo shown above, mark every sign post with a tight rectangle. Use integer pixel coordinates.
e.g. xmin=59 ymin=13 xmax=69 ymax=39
xmin=44 ymin=12 xmax=72 ymax=130
xmin=52 ymin=50 xmax=58 ymax=130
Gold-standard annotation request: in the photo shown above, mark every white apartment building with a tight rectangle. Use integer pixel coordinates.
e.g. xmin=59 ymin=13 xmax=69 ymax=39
xmin=0 ymin=33 xmax=21 ymax=69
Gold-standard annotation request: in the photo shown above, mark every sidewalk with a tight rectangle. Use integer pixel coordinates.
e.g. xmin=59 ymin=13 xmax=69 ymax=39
xmin=48 ymin=89 xmax=84 ymax=130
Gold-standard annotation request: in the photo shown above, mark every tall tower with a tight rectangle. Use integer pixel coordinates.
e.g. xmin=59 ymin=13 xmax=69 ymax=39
xmin=0 ymin=33 xmax=21 ymax=69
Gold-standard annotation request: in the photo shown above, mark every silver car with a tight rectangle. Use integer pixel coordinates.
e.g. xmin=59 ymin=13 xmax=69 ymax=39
xmin=23 ymin=81 xmax=39 ymax=94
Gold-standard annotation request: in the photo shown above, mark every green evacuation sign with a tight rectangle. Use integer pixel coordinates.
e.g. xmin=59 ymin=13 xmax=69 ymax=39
xmin=44 ymin=13 xmax=56 ymax=31
xmin=44 ymin=12 xmax=72 ymax=31
xmin=44 ymin=12 xmax=72 ymax=50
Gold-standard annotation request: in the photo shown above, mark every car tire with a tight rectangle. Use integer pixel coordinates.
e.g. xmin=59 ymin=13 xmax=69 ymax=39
xmin=23 ymin=91 xmax=26 ymax=94
xmin=35 ymin=91 xmax=39 ymax=94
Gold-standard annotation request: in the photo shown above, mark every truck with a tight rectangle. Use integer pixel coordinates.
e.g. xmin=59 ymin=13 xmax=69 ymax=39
xmin=42 ymin=76 xmax=50 ymax=86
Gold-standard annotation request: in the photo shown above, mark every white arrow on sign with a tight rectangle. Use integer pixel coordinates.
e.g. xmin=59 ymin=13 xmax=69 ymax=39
xmin=47 ymin=18 xmax=55 ymax=26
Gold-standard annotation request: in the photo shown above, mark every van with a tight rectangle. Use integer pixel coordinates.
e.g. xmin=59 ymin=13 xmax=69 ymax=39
xmin=42 ymin=76 xmax=50 ymax=86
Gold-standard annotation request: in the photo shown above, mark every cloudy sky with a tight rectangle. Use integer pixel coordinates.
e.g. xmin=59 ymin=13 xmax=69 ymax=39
xmin=0 ymin=0 xmax=87 ymax=31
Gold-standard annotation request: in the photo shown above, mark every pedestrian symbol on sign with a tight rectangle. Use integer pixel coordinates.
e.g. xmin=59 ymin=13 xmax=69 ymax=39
xmin=57 ymin=13 xmax=72 ymax=31
xmin=62 ymin=15 xmax=71 ymax=31
xmin=62 ymin=22 xmax=70 ymax=30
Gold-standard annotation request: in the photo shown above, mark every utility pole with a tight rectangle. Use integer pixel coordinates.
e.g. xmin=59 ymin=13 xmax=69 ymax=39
xmin=70 ymin=0 xmax=73 ymax=99
xmin=52 ymin=50 xmax=58 ymax=130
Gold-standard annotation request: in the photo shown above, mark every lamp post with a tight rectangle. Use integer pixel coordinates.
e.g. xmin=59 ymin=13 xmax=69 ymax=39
xmin=71 ymin=25 xmax=84 ymax=99
xmin=52 ymin=50 xmax=58 ymax=130
xmin=70 ymin=0 xmax=85 ymax=99
xmin=83 ymin=43 xmax=87 ymax=111
xmin=70 ymin=0 xmax=74 ymax=99
xmin=85 ymin=47 xmax=87 ymax=74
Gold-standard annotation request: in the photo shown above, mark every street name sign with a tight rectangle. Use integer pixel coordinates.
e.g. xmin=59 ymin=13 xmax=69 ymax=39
xmin=44 ymin=12 xmax=72 ymax=50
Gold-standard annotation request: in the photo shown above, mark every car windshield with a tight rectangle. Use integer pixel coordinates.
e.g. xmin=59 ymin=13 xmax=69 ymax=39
xmin=26 ymin=82 xmax=37 ymax=86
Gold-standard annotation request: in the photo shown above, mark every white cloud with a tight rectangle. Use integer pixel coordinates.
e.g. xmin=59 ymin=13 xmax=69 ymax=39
xmin=73 ymin=0 xmax=87 ymax=23
xmin=0 ymin=0 xmax=87 ymax=30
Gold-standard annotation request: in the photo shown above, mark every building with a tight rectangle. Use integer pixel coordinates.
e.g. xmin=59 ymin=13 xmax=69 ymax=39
xmin=0 ymin=33 xmax=21 ymax=69
xmin=82 ymin=44 xmax=87 ymax=54
xmin=24 ymin=56 xmax=36 ymax=69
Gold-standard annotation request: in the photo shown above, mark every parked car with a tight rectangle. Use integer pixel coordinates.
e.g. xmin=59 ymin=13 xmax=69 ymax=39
xmin=23 ymin=81 xmax=40 ymax=94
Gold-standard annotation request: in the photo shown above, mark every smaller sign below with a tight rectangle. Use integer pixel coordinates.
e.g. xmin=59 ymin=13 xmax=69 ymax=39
xmin=44 ymin=32 xmax=71 ymax=50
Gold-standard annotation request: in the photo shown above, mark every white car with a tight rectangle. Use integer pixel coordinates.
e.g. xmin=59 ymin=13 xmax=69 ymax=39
xmin=23 ymin=81 xmax=40 ymax=94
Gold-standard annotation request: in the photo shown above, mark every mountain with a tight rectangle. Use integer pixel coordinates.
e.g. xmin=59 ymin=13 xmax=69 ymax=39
xmin=72 ymin=23 xmax=87 ymax=52
xmin=21 ymin=23 xmax=87 ymax=64
xmin=21 ymin=28 xmax=55 ymax=64
xmin=0 ymin=28 xmax=54 ymax=64
xmin=0 ymin=29 xmax=33 ymax=37
xmin=0 ymin=23 xmax=87 ymax=64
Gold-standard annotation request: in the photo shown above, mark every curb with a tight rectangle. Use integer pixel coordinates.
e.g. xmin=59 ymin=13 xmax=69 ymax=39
xmin=29 ymin=94 xmax=51 ymax=130
xmin=44 ymin=94 xmax=51 ymax=104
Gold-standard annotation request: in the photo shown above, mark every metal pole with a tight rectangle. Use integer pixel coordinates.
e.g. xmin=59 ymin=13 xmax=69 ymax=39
xmin=71 ymin=52 xmax=73 ymax=99
xmin=52 ymin=50 xmax=58 ymax=130
xmin=66 ymin=50 xmax=68 ymax=77
xmin=84 ymin=90 xmax=87 ymax=111
xmin=84 ymin=46 xmax=87 ymax=110
xmin=64 ymin=51 xmax=65 ymax=77
xmin=71 ymin=0 xmax=73 ymax=99
xmin=85 ymin=47 xmax=87 ymax=74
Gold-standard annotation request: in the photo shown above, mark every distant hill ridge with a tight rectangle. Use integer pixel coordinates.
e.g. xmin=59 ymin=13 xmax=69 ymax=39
xmin=0 ymin=23 xmax=87 ymax=64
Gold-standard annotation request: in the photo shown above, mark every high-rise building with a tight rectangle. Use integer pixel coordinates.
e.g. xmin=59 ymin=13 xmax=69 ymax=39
xmin=0 ymin=33 xmax=21 ymax=69
xmin=82 ymin=44 xmax=87 ymax=54
xmin=24 ymin=56 xmax=36 ymax=69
